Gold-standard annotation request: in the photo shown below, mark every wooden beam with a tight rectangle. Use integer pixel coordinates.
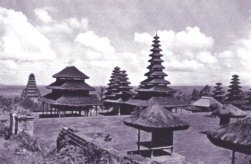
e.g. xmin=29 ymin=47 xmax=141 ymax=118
xmin=231 ymin=150 xmax=235 ymax=164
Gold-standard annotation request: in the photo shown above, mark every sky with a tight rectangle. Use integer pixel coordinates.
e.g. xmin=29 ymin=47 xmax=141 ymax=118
xmin=0 ymin=0 xmax=251 ymax=87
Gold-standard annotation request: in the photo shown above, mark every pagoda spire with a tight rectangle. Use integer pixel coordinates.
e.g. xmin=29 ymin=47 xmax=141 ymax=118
xmin=21 ymin=73 xmax=41 ymax=100
xmin=104 ymin=66 xmax=121 ymax=100
xmin=139 ymin=34 xmax=170 ymax=89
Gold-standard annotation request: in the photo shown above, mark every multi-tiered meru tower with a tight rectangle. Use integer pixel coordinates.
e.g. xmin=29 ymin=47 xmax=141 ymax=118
xmin=125 ymin=34 xmax=186 ymax=111
xmin=21 ymin=73 xmax=41 ymax=101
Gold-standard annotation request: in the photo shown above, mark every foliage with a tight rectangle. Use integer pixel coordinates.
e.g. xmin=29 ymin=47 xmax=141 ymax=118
xmin=18 ymin=98 xmax=41 ymax=112
xmin=191 ymin=88 xmax=200 ymax=101
xmin=97 ymin=86 xmax=106 ymax=101
xmin=199 ymin=85 xmax=211 ymax=97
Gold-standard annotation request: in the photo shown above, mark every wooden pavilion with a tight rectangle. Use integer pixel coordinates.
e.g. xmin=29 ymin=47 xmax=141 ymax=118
xmin=125 ymin=34 xmax=186 ymax=112
xmin=206 ymin=117 xmax=251 ymax=164
xmin=40 ymin=66 xmax=101 ymax=118
xmin=21 ymin=73 xmax=41 ymax=101
xmin=123 ymin=104 xmax=189 ymax=157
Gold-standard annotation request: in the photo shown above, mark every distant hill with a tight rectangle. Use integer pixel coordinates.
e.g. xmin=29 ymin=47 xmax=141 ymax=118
xmin=0 ymin=85 xmax=250 ymax=98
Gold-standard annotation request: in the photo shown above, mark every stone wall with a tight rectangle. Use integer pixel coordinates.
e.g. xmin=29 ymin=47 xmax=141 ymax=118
xmin=57 ymin=127 xmax=160 ymax=164
xmin=9 ymin=113 xmax=34 ymax=136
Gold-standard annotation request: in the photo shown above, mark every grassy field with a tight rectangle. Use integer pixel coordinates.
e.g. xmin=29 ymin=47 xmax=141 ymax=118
xmin=33 ymin=112 xmax=251 ymax=164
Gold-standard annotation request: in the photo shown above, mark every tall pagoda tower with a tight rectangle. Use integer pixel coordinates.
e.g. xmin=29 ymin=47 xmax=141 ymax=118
xmin=21 ymin=73 xmax=41 ymax=101
xmin=103 ymin=68 xmax=134 ymax=115
xmin=212 ymin=82 xmax=225 ymax=102
xmin=104 ymin=66 xmax=121 ymax=100
xmin=226 ymin=74 xmax=243 ymax=101
xmin=41 ymin=66 xmax=101 ymax=118
xmin=125 ymin=34 xmax=186 ymax=111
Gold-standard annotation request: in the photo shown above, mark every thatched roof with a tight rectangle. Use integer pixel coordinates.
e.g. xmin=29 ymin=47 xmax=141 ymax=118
xmin=47 ymin=80 xmax=95 ymax=91
xmin=125 ymin=96 xmax=187 ymax=108
xmin=53 ymin=66 xmax=89 ymax=79
xmin=123 ymin=104 xmax=189 ymax=132
xmin=206 ymin=117 xmax=251 ymax=155
xmin=212 ymin=104 xmax=247 ymax=118
xmin=191 ymin=96 xmax=222 ymax=108
xmin=42 ymin=93 xmax=102 ymax=106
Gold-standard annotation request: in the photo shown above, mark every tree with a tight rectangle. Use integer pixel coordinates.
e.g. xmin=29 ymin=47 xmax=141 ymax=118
xmin=199 ymin=85 xmax=211 ymax=97
xmin=191 ymin=89 xmax=199 ymax=101
xmin=212 ymin=82 xmax=225 ymax=102
xmin=226 ymin=74 xmax=243 ymax=101
xmin=246 ymin=89 xmax=251 ymax=104
xmin=97 ymin=86 xmax=106 ymax=101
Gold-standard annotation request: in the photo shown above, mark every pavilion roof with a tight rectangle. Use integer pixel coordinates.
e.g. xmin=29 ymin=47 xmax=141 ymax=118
xmin=212 ymin=104 xmax=247 ymax=118
xmin=123 ymin=104 xmax=189 ymax=131
xmin=125 ymin=96 xmax=187 ymax=108
xmin=206 ymin=117 xmax=251 ymax=155
xmin=53 ymin=66 xmax=89 ymax=79
xmin=47 ymin=80 xmax=95 ymax=91
xmin=191 ymin=96 xmax=222 ymax=108
xmin=42 ymin=93 xmax=101 ymax=106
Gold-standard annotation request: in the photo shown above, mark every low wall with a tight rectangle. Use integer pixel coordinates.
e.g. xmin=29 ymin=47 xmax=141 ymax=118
xmin=57 ymin=127 xmax=160 ymax=164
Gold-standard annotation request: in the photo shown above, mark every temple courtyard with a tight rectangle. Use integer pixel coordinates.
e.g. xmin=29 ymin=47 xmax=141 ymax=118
xmin=32 ymin=111 xmax=251 ymax=164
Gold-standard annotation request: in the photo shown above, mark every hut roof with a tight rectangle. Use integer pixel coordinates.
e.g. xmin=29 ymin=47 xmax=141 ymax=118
xmin=123 ymin=104 xmax=189 ymax=131
xmin=53 ymin=66 xmax=89 ymax=79
xmin=191 ymin=96 xmax=222 ymax=108
xmin=206 ymin=117 xmax=251 ymax=155
xmin=42 ymin=93 xmax=101 ymax=106
xmin=125 ymin=96 xmax=187 ymax=108
xmin=47 ymin=81 xmax=95 ymax=91
xmin=212 ymin=104 xmax=247 ymax=118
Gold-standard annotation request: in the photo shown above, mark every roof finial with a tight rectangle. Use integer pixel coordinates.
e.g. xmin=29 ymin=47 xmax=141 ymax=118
xmin=155 ymin=30 xmax=158 ymax=37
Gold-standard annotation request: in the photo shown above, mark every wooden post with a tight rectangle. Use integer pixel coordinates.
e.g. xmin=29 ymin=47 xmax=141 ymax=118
xmin=42 ymin=102 xmax=44 ymax=115
xmin=231 ymin=150 xmax=235 ymax=164
xmin=138 ymin=129 xmax=140 ymax=154
xmin=50 ymin=105 xmax=52 ymax=115
xmin=96 ymin=106 xmax=98 ymax=116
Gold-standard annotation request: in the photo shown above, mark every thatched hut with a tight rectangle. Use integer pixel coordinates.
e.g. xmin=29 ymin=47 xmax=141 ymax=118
xmin=123 ymin=104 xmax=189 ymax=157
xmin=206 ymin=117 xmax=251 ymax=164
xmin=188 ymin=96 xmax=222 ymax=112
xmin=211 ymin=104 xmax=247 ymax=125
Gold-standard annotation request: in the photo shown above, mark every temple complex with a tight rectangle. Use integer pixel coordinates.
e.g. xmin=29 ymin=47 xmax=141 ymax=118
xmin=125 ymin=34 xmax=186 ymax=111
xmin=21 ymin=73 xmax=41 ymax=101
xmin=40 ymin=66 xmax=101 ymax=118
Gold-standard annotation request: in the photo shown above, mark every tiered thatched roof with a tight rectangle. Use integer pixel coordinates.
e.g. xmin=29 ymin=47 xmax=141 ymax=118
xmin=206 ymin=117 xmax=251 ymax=155
xmin=123 ymin=104 xmax=189 ymax=132
xmin=42 ymin=66 xmax=101 ymax=107
xmin=125 ymin=34 xmax=186 ymax=108
xmin=212 ymin=104 xmax=247 ymax=118
xmin=21 ymin=73 xmax=41 ymax=99
xmin=104 ymin=68 xmax=134 ymax=103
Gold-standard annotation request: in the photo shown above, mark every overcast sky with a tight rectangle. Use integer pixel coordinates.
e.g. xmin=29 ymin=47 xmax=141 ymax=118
xmin=0 ymin=0 xmax=251 ymax=87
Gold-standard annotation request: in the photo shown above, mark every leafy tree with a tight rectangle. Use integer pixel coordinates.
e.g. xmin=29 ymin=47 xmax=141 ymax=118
xmin=199 ymin=85 xmax=211 ymax=97
xmin=191 ymin=89 xmax=199 ymax=101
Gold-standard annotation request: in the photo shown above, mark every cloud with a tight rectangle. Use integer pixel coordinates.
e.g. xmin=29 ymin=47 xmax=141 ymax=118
xmin=34 ymin=8 xmax=53 ymax=23
xmin=0 ymin=7 xmax=56 ymax=61
xmin=75 ymin=31 xmax=115 ymax=55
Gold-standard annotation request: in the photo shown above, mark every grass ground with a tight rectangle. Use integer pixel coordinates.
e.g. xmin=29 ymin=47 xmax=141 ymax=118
xmin=33 ymin=111 xmax=251 ymax=164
